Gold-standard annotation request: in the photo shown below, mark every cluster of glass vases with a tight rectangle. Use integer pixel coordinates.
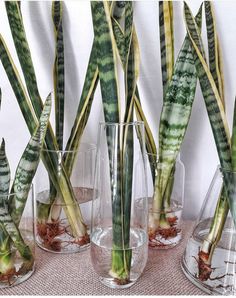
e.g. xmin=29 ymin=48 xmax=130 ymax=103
xmin=1 ymin=122 xmax=188 ymax=289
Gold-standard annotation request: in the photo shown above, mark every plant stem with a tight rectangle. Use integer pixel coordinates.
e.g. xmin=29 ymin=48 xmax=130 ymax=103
xmin=198 ymin=187 xmax=228 ymax=281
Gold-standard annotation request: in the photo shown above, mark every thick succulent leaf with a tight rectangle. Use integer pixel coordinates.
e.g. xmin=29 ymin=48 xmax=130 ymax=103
xmin=111 ymin=11 xmax=157 ymax=157
xmin=0 ymin=35 xmax=86 ymax=238
xmin=9 ymin=95 xmax=52 ymax=225
xmin=0 ymin=139 xmax=11 ymax=198
xmin=0 ymin=35 xmax=37 ymax=134
xmin=64 ymin=41 xmax=99 ymax=176
xmin=91 ymin=1 xmax=120 ymax=123
xmin=204 ymin=1 xmax=225 ymax=107
xmin=154 ymin=5 xmax=203 ymax=208
xmin=52 ymin=1 xmax=65 ymax=150
xmin=159 ymin=1 xmax=174 ymax=96
xmin=184 ymin=2 xmax=231 ymax=170
xmin=5 ymin=1 xmax=43 ymax=119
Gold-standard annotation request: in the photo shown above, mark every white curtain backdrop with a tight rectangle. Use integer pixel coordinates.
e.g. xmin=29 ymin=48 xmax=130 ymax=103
xmin=0 ymin=1 xmax=235 ymax=219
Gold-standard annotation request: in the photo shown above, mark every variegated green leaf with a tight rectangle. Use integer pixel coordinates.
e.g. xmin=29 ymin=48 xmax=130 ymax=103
xmin=204 ymin=1 xmax=225 ymax=107
xmin=5 ymin=1 xmax=43 ymax=120
xmin=91 ymin=1 xmax=120 ymax=123
xmin=52 ymin=1 xmax=65 ymax=150
xmin=0 ymin=35 xmax=87 ymax=239
xmin=184 ymin=2 xmax=231 ymax=170
xmin=159 ymin=1 xmax=174 ymax=96
xmin=151 ymin=6 xmax=203 ymax=224
xmin=0 ymin=139 xmax=10 ymax=198
xmin=9 ymin=94 xmax=52 ymax=225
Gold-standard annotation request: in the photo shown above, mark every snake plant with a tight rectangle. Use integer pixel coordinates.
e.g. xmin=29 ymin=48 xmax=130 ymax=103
xmin=148 ymin=3 xmax=202 ymax=241
xmin=183 ymin=1 xmax=236 ymax=281
xmin=0 ymin=94 xmax=51 ymax=282
xmin=91 ymin=1 xmax=140 ymax=284
xmin=1 ymin=1 xmax=101 ymax=245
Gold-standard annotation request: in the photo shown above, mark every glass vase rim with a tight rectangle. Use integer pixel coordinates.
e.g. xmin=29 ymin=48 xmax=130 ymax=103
xmin=41 ymin=142 xmax=96 ymax=154
xmin=99 ymin=120 xmax=144 ymax=127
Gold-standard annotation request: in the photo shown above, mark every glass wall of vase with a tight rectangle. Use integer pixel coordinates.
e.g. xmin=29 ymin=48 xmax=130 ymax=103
xmin=34 ymin=143 xmax=96 ymax=253
xmin=0 ymin=186 xmax=35 ymax=288
xmin=147 ymin=154 xmax=185 ymax=249
xmin=90 ymin=122 xmax=149 ymax=289
xmin=182 ymin=167 xmax=236 ymax=295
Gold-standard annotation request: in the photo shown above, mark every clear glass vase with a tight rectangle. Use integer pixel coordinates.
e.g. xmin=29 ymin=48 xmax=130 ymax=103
xmin=35 ymin=143 xmax=96 ymax=253
xmin=147 ymin=153 xmax=185 ymax=249
xmin=90 ymin=122 xmax=148 ymax=289
xmin=0 ymin=186 xmax=35 ymax=288
xmin=182 ymin=166 xmax=236 ymax=295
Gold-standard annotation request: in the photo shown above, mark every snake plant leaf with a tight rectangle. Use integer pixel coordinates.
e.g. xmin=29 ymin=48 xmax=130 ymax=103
xmin=0 ymin=139 xmax=11 ymax=199
xmin=52 ymin=1 xmax=65 ymax=150
xmin=184 ymin=2 xmax=231 ymax=170
xmin=5 ymin=1 xmax=43 ymax=120
xmin=159 ymin=1 xmax=174 ymax=96
xmin=204 ymin=1 xmax=225 ymax=107
xmin=153 ymin=5 xmax=203 ymax=217
xmin=9 ymin=94 xmax=52 ymax=225
xmin=64 ymin=41 xmax=99 ymax=176
xmin=0 ymin=35 xmax=37 ymax=134
xmin=111 ymin=11 xmax=157 ymax=158
xmin=91 ymin=1 xmax=120 ymax=123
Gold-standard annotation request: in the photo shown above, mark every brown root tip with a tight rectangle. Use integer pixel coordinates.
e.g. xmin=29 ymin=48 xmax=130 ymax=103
xmin=198 ymin=251 xmax=213 ymax=281
xmin=157 ymin=227 xmax=180 ymax=239
xmin=114 ymin=278 xmax=130 ymax=285
xmin=0 ymin=267 xmax=17 ymax=283
xmin=167 ymin=216 xmax=178 ymax=226
xmin=76 ymin=233 xmax=90 ymax=246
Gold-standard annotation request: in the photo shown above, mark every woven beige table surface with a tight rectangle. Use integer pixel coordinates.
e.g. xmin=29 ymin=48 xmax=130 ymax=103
xmin=0 ymin=221 xmax=205 ymax=296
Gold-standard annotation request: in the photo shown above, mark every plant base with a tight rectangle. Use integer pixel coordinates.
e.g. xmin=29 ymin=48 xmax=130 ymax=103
xmin=182 ymin=218 xmax=236 ymax=295
xmin=36 ymin=187 xmax=92 ymax=254
xmin=148 ymin=200 xmax=183 ymax=249
xmin=0 ymin=260 xmax=35 ymax=288
xmin=99 ymin=276 xmax=136 ymax=289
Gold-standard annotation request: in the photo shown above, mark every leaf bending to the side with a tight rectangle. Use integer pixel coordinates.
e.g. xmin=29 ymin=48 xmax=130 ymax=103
xmin=9 ymin=94 xmax=52 ymax=226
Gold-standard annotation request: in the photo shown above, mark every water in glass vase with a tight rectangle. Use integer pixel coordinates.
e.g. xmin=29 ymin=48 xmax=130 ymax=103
xmin=36 ymin=187 xmax=93 ymax=253
xmin=182 ymin=218 xmax=236 ymax=295
xmin=91 ymin=227 xmax=148 ymax=289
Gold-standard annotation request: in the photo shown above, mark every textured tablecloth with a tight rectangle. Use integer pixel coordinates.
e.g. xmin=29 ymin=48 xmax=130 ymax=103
xmin=0 ymin=221 xmax=206 ymax=296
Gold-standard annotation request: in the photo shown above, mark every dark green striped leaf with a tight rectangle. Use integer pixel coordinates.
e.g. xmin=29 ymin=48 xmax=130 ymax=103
xmin=52 ymin=1 xmax=65 ymax=150
xmin=159 ymin=1 xmax=174 ymax=96
xmin=9 ymin=94 xmax=52 ymax=225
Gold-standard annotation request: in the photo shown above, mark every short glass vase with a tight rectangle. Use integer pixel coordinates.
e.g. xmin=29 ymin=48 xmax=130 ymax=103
xmin=90 ymin=122 xmax=149 ymax=289
xmin=147 ymin=153 xmax=185 ymax=249
xmin=35 ymin=143 xmax=96 ymax=253
xmin=0 ymin=186 xmax=35 ymax=288
xmin=182 ymin=166 xmax=236 ymax=295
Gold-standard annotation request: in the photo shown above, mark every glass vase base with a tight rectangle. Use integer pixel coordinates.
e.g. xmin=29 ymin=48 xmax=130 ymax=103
xmin=182 ymin=218 xmax=236 ymax=295
xmin=149 ymin=231 xmax=182 ymax=250
xmin=0 ymin=265 xmax=35 ymax=289
xmin=99 ymin=276 xmax=136 ymax=289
